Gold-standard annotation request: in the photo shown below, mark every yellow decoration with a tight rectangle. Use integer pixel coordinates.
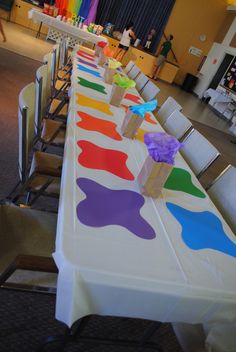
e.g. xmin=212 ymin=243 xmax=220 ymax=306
xmin=108 ymin=59 xmax=122 ymax=70
xmin=113 ymin=74 xmax=136 ymax=89
xmin=76 ymin=93 xmax=113 ymax=116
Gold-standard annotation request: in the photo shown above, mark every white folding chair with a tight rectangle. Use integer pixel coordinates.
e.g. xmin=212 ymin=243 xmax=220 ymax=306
xmin=43 ymin=53 xmax=69 ymax=119
xmin=135 ymin=73 xmax=149 ymax=93
xmin=157 ymin=97 xmax=182 ymax=125
xmin=128 ymin=64 xmax=141 ymax=80
xmin=124 ymin=60 xmax=135 ymax=74
xmin=181 ymin=129 xmax=220 ymax=178
xmin=163 ymin=110 xmax=193 ymax=140
xmin=207 ymin=165 xmax=236 ymax=234
xmin=0 ymin=204 xmax=57 ymax=292
xmin=51 ymin=47 xmax=70 ymax=97
xmin=43 ymin=53 xmax=53 ymax=99
xmin=141 ymin=80 xmax=160 ymax=101
xmin=35 ymin=66 xmax=65 ymax=150
xmin=10 ymin=83 xmax=62 ymax=205
xmin=59 ymin=37 xmax=71 ymax=70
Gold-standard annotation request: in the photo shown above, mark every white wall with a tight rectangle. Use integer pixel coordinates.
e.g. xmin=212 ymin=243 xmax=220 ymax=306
xmin=194 ymin=15 xmax=236 ymax=98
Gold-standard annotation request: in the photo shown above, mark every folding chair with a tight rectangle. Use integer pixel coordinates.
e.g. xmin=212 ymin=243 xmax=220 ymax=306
xmin=141 ymin=80 xmax=160 ymax=101
xmin=181 ymin=129 xmax=220 ymax=178
xmin=163 ymin=110 xmax=193 ymax=140
xmin=59 ymin=37 xmax=72 ymax=72
xmin=156 ymin=97 xmax=182 ymax=125
xmin=51 ymin=46 xmax=71 ymax=99
xmin=35 ymin=66 xmax=65 ymax=150
xmin=124 ymin=60 xmax=135 ymax=74
xmin=207 ymin=165 xmax=236 ymax=233
xmin=9 ymin=83 xmax=62 ymax=205
xmin=128 ymin=64 xmax=141 ymax=80
xmin=0 ymin=203 xmax=57 ymax=292
xmin=43 ymin=53 xmax=69 ymax=119
xmin=135 ymin=73 xmax=149 ymax=93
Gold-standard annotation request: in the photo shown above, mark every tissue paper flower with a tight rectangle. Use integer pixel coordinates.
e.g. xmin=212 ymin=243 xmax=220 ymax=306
xmin=113 ymin=74 xmax=136 ymax=89
xmin=103 ymin=46 xmax=114 ymax=58
xmin=144 ymin=132 xmax=183 ymax=165
xmin=108 ymin=58 xmax=122 ymax=70
xmin=97 ymin=41 xmax=107 ymax=48
xmin=130 ymin=99 xmax=157 ymax=117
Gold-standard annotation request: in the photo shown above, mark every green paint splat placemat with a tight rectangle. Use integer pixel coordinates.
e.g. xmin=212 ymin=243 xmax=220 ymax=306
xmin=164 ymin=167 xmax=206 ymax=198
xmin=78 ymin=76 xmax=107 ymax=95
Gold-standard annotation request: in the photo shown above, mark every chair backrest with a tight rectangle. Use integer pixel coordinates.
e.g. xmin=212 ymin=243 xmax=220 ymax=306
xmin=157 ymin=97 xmax=182 ymax=125
xmin=18 ymin=82 xmax=36 ymax=182
xmin=181 ymin=129 xmax=220 ymax=178
xmin=163 ymin=110 xmax=193 ymax=140
xmin=60 ymin=37 xmax=69 ymax=67
xmin=43 ymin=53 xmax=53 ymax=99
xmin=207 ymin=165 xmax=236 ymax=234
xmin=51 ymin=46 xmax=58 ymax=89
xmin=35 ymin=65 xmax=48 ymax=137
xmin=141 ymin=80 xmax=160 ymax=101
xmin=124 ymin=61 xmax=135 ymax=74
xmin=135 ymin=73 xmax=149 ymax=92
xmin=128 ymin=64 xmax=141 ymax=80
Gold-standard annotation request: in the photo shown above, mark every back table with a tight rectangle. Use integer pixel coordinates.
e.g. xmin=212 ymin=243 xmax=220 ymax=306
xmin=54 ymin=47 xmax=236 ymax=351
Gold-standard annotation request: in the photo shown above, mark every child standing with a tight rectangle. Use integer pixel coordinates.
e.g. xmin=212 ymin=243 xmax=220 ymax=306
xmin=114 ymin=22 xmax=136 ymax=62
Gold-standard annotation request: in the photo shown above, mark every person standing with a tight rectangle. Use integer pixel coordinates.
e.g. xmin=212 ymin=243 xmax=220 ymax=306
xmin=0 ymin=19 xmax=6 ymax=42
xmin=114 ymin=22 xmax=136 ymax=62
xmin=152 ymin=35 xmax=174 ymax=79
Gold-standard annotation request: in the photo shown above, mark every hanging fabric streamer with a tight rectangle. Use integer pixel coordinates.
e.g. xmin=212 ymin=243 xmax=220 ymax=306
xmin=74 ymin=0 xmax=83 ymax=16
xmin=67 ymin=0 xmax=74 ymax=17
xmin=55 ymin=0 xmax=68 ymax=16
xmin=79 ymin=0 xmax=91 ymax=18
xmin=84 ymin=0 xmax=99 ymax=25
xmin=56 ymin=0 xmax=83 ymax=17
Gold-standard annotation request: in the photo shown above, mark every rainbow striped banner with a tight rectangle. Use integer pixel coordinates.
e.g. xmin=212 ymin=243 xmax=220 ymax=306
xmin=55 ymin=0 xmax=84 ymax=17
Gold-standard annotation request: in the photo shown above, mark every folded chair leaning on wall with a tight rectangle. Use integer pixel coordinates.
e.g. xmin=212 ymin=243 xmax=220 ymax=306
xmin=0 ymin=203 xmax=58 ymax=292
xmin=35 ymin=66 xmax=65 ymax=151
xmin=9 ymin=83 xmax=63 ymax=206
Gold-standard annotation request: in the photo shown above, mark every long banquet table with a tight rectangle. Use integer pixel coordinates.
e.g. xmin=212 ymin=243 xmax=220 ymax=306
xmin=29 ymin=9 xmax=107 ymax=45
xmin=54 ymin=46 xmax=236 ymax=352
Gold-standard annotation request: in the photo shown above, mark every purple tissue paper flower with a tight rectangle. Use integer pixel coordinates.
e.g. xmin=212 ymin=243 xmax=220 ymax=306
xmin=144 ymin=132 xmax=183 ymax=165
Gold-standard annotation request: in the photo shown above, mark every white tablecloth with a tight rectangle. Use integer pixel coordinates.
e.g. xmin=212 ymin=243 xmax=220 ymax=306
xmin=54 ymin=48 xmax=236 ymax=351
xmin=28 ymin=9 xmax=107 ymax=45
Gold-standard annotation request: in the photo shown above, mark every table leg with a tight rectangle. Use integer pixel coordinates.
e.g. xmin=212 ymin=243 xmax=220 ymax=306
xmin=36 ymin=22 xmax=43 ymax=39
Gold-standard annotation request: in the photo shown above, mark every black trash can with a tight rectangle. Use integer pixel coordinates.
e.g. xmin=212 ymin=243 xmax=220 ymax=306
xmin=181 ymin=73 xmax=198 ymax=93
